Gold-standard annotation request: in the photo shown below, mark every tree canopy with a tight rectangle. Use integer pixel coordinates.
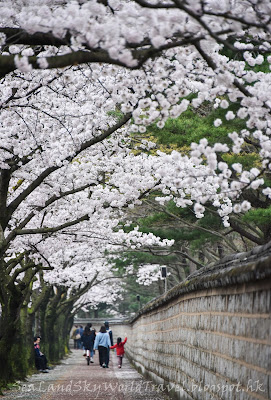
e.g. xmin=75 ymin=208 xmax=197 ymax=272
xmin=0 ymin=0 xmax=271 ymax=387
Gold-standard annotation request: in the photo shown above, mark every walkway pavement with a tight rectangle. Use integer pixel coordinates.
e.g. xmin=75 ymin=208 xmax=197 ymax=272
xmin=2 ymin=350 xmax=169 ymax=400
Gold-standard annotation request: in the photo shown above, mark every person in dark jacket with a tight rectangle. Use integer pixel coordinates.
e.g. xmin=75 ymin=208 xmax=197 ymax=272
xmin=81 ymin=326 xmax=95 ymax=364
xmin=104 ymin=321 xmax=113 ymax=345
xmin=104 ymin=321 xmax=113 ymax=367
xmin=34 ymin=336 xmax=49 ymax=373
xmin=76 ymin=325 xmax=84 ymax=349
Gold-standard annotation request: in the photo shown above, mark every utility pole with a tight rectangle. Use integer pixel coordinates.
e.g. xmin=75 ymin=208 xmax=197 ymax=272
xmin=136 ymin=294 xmax=141 ymax=310
xmin=161 ymin=266 xmax=167 ymax=293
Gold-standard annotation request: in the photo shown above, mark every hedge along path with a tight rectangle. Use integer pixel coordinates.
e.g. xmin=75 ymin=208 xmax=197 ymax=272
xmin=2 ymin=349 xmax=169 ymax=400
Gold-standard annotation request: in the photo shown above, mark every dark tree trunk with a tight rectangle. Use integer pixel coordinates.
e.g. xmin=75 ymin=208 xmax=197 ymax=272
xmin=0 ymin=292 xmax=23 ymax=387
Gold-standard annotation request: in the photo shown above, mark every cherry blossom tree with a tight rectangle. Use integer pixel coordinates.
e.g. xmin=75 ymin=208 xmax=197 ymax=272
xmin=0 ymin=63 xmax=180 ymax=385
xmin=1 ymin=0 xmax=270 ymax=222
xmin=1 ymin=0 xmax=271 ymax=387
xmin=0 ymin=0 xmax=270 ymax=75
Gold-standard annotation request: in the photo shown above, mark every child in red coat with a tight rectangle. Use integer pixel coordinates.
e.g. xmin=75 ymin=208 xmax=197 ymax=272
xmin=110 ymin=336 xmax=127 ymax=368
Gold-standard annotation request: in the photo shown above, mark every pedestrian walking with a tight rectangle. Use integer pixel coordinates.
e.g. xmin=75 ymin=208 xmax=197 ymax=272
xmin=104 ymin=321 xmax=113 ymax=345
xmin=82 ymin=324 xmax=89 ymax=356
xmin=81 ymin=326 xmax=96 ymax=365
xmin=71 ymin=325 xmax=78 ymax=349
xmin=74 ymin=325 xmax=83 ymax=349
xmin=104 ymin=321 xmax=113 ymax=367
xmin=94 ymin=325 xmax=111 ymax=368
xmin=110 ymin=336 xmax=127 ymax=368
xmin=77 ymin=325 xmax=84 ymax=349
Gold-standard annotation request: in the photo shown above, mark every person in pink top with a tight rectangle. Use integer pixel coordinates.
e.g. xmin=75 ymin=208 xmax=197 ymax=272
xmin=110 ymin=336 xmax=127 ymax=368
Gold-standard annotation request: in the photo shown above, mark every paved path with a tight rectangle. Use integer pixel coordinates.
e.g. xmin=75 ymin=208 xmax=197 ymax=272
xmin=2 ymin=350 xmax=169 ymax=400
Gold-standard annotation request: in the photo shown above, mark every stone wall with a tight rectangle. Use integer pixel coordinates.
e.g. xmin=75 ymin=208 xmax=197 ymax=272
xmin=120 ymin=242 xmax=271 ymax=400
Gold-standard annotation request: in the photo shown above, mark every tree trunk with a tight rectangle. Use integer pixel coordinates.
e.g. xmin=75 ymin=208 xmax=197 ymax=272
xmin=0 ymin=293 xmax=23 ymax=387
